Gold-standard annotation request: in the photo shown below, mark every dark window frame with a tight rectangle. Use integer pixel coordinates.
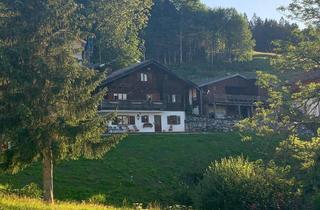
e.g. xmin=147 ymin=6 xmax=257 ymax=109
xmin=167 ymin=115 xmax=181 ymax=125
xmin=141 ymin=115 xmax=149 ymax=123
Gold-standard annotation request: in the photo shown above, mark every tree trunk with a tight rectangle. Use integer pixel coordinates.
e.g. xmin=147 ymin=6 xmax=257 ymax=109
xmin=43 ymin=146 xmax=54 ymax=204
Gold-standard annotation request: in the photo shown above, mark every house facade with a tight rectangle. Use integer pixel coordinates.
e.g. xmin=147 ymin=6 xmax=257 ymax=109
xmin=198 ymin=74 xmax=267 ymax=119
xmin=99 ymin=60 xmax=200 ymax=133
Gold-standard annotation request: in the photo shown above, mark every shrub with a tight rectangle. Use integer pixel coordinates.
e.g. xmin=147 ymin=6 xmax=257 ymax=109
xmin=87 ymin=193 xmax=107 ymax=205
xmin=17 ymin=183 xmax=42 ymax=199
xmin=0 ymin=184 xmax=10 ymax=195
xmin=193 ymin=156 xmax=300 ymax=210
xmin=0 ymin=183 xmax=42 ymax=199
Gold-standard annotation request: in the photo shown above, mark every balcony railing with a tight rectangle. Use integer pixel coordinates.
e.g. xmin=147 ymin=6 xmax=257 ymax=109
xmin=205 ymin=94 xmax=267 ymax=105
xmin=100 ymin=100 xmax=166 ymax=111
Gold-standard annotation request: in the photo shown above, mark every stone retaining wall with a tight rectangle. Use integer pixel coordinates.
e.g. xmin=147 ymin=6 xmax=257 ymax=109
xmin=185 ymin=116 xmax=237 ymax=132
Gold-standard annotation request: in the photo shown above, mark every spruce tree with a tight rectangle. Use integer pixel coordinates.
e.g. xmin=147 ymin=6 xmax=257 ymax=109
xmin=0 ymin=0 xmax=120 ymax=203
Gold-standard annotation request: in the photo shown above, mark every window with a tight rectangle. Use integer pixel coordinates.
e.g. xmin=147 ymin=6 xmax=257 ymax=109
xmin=168 ymin=94 xmax=179 ymax=103
xmin=141 ymin=115 xmax=149 ymax=123
xmin=129 ymin=116 xmax=135 ymax=125
xmin=192 ymin=89 xmax=197 ymax=99
xmin=172 ymin=94 xmax=176 ymax=103
xmin=167 ymin=115 xmax=181 ymax=125
xmin=113 ymin=93 xmax=127 ymax=100
xmin=140 ymin=73 xmax=148 ymax=82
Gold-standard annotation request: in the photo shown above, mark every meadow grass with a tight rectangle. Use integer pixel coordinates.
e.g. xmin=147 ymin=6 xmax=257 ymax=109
xmin=0 ymin=133 xmax=279 ymax=207
xmin=0 ymin=194 xmax=123 ymax=210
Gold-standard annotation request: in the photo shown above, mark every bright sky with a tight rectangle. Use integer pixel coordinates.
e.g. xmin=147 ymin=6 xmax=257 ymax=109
xmin=202 ymin=0 xmax=292 ymax=21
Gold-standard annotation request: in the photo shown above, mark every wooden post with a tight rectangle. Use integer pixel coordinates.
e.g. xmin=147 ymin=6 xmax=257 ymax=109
xmin=213 ymin=102 xmax=217 ymax=119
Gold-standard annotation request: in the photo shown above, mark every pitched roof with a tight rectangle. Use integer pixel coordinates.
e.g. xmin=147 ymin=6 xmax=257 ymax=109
xmin=197 ymin=73 xmax=257 ymax=88
xmin=101 ymin=60 xmax=198 ymax=88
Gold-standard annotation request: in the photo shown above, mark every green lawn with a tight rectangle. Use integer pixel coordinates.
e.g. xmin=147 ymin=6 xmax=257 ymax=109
xmin=0 ymin=133 xmax=279 ymax=207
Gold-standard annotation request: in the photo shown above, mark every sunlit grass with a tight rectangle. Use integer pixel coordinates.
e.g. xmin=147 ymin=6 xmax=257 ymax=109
xmin=0 ymin=194 xmax=121 ymax=210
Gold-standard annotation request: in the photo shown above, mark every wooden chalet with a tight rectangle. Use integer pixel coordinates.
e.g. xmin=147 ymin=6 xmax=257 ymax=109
xmin=198 ymin=73 xmax=267 ymax=119
xmin=99 ymin=60 xmax=200 ymax=133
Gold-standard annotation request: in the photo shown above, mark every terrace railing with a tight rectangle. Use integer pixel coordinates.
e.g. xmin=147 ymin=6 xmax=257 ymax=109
xmin=100 ymin=100 xmax=166 ymax=111
xmin=205 ymin=94 xmax=267 ymax=105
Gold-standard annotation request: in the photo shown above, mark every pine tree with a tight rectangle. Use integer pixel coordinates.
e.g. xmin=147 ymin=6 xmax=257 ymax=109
xmin=0 ymin=0 xmax=120 ymax=203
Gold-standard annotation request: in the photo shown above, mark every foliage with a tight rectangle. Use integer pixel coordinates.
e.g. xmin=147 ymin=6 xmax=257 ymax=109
xmin=237 ymin=0 xmax=320 ymax=208
xmin=77 ymin=0 xmax=153 ymax=68
xmin=0 ymin=183 xmax=42 ymax=199
xmin=87 ymin=194 xmax=107 ymax=205
xmin=144 ymin=0 xmax=255 ymax=65
xmin=272 ymin=27 xmax=320 ymax=72
xmin=193 ymin=156 xmax=300 ymax=210
xmin=237 ymin=65 xmax=320 ymax=206
xmin=16 ymin=183 xmax=42 ymax=199
xmin=0 ymin=0 xmax=122 ymax=202
xmin=279 ymin=0 xmax=320 ymax=26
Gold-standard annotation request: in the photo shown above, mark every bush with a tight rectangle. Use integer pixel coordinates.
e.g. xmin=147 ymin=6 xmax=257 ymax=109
xmin=0 ymin=183 xmax=42 ymax=199
xmin=18 ymin=183 xmax=42 ymax=199
xmin=193 ymin=156 xmax=300 ymax=210
xmin=87 ymin=193 xmax=107 ymax=205
xmin=0 ymin=184 xmax=10 ymax=195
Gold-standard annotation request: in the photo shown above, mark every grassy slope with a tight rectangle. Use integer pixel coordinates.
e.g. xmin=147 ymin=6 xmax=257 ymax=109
xmin=0 ymin=133 xmax=279 ymax=207
xmin=170 ymin=53 xmax=277 ymax=82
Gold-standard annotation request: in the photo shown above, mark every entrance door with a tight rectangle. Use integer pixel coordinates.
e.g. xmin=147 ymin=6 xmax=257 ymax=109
xmin=154 ymin=115 xmax=162 ymax=132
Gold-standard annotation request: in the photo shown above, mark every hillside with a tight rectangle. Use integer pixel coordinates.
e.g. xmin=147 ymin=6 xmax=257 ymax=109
xmin=0 ymin=133 xmax=279 ymax=207
xmin=169 ymin=53 xmax=277 ymax=83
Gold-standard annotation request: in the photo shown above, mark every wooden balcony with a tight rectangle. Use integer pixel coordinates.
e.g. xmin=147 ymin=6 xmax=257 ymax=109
xmin=100 ymin=100 xmax=167 ymax=111
xmin=205 ymin=94 xmax=267 ymax=106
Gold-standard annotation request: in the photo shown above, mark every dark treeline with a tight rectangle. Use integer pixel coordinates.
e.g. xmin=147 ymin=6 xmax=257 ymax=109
xmin=250 ymin=15 xmax=299 ymax=52
xmin=144 ymin=0 xmax=255 ymax=65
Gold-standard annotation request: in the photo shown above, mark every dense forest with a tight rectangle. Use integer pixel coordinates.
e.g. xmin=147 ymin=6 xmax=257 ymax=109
xmin=250 ymin=15 xmax=299 ymax=52
xmin=144 ymin=0 xmax=254 ymax=65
